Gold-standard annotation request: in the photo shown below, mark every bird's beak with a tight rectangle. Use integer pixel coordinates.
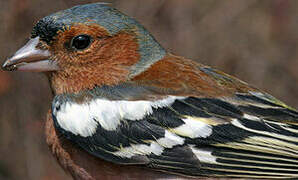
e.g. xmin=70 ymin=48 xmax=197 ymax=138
xmin=2 ymin=37 xmax=59 ymax=72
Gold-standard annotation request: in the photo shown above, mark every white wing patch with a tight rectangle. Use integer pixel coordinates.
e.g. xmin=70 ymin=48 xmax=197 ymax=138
xmin=112 ymin=130 xmax=185 ymax=158
xmin=189 ymin=145 xmax=217 ymax=164
xmin=157 ymin=130 xmax=185 ymax=148
xmin=243 ymin=113 xmax=260 ymax=121
xmin=171 ymin=117 xmax=213 ymax=138
xmin=112 ymin=143 xmax=164 ymax=158
xmin=54 ymin=96 xmax=185 ymax=137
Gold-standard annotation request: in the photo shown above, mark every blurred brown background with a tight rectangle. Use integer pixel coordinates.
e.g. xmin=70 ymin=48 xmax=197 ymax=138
xmin=0 ymin=0 xmax=297 ymax=179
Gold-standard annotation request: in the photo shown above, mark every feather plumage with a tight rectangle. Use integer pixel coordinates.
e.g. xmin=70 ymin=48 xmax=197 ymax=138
xmin=52 ymin=76 xmax=298 ymax=178
xmin=3 ymin=3 xmax=298 ymax=179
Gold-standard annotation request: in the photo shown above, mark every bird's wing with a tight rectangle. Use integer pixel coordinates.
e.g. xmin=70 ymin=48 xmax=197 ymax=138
xmin=148 ymin=92 xmax=298 ymax=179
xmin=51 ymin=83 xmax=298 ymax=179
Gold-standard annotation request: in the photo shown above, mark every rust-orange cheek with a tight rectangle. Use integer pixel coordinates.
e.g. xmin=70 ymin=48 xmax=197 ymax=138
xmin=49 ymin=25 xmax=141 ymax=95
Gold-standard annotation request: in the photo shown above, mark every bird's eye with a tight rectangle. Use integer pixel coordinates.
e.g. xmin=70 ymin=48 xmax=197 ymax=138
xmin=71 ymin=35 xmax=92 ymax=50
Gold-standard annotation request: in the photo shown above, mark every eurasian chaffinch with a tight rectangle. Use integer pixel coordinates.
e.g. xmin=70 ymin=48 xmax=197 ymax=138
xmin=3 ymin=3 xmax=298 ymax=180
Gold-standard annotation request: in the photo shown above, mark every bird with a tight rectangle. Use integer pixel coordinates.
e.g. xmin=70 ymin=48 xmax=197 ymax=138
xmin=2 ymin=2 xmax=298 ymax=180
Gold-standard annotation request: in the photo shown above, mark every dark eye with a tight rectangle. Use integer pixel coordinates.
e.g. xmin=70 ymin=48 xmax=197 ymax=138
xmin=71 ymin=35 xmax=92 ymax=50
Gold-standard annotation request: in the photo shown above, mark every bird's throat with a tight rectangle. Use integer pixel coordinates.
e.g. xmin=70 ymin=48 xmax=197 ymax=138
xmin=49 ymin=66 xmax=130 ymax=95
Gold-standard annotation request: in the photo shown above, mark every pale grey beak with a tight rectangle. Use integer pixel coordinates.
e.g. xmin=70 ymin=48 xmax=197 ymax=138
xmin=2 ymin=37 xmax=59 ymax=72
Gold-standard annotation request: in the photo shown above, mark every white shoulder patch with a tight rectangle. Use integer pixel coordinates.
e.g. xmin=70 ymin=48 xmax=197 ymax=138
xmin=53 ymin=96 xmax=184 ymax=137
xmin=54 ymin=103 xmax=99 ymax=138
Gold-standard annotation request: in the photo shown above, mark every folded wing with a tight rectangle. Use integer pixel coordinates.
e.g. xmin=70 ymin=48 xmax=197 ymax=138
xmin=52 ymin=87 xmax=298 ymax=179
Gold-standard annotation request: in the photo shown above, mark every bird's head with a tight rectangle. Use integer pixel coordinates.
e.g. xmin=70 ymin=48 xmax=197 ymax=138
xmin=2 ymin=3 xmax=166 ymax=94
